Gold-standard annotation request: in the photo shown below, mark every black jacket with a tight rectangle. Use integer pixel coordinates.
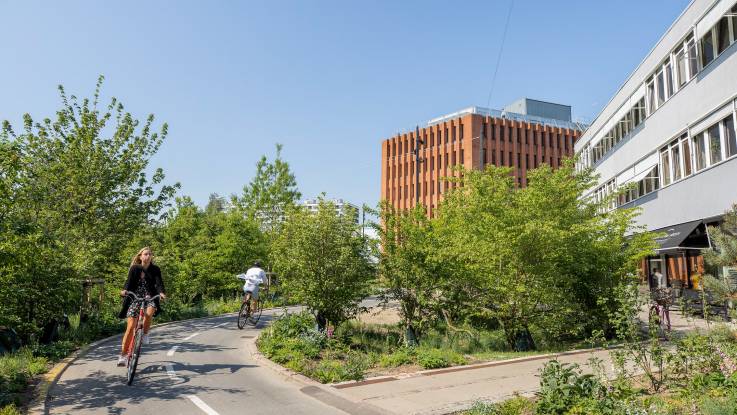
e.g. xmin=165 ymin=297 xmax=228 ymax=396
xmin=117 ymin=263 xmax=166 ymax=319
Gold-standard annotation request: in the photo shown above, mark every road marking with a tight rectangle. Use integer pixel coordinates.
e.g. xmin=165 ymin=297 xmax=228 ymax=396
xmin=165 ymin=364 xmax=182 ymax=381
xmin=213 ymin=322 xmax=226 ymax=328
xmin=183 ymin=332 xmax=200 ymax=341
xmin=167 ymin=345 xmax=179 ymax=357
xmin=187 ymin=395 xmax=220 ymax=415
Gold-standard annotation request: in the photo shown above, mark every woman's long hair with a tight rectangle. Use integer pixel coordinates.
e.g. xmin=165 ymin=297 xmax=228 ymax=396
xmin=130 ymin=247 xmax=153 ymax=267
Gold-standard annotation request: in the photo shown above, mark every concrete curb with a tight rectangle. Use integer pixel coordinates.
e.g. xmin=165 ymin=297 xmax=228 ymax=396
xmin=329 ymin=345 xmax=613 ymax=390
xmin=26 ymin=311 xmax=241 ymax=415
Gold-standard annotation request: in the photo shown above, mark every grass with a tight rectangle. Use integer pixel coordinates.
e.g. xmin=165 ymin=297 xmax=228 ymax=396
xmin=259 ymin=313 xmax=587 ymax=384
xmin=0 ymin=348 xmax=48 ymax=409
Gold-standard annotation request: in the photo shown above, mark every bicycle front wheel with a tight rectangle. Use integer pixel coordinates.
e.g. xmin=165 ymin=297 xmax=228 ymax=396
xmin=237 ymin=302 xmax=250 ymax=329
xmin=126 ymin=330 xmax=143 ymax=385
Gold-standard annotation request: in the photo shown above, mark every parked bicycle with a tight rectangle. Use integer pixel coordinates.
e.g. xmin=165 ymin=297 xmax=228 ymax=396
xmin=123 ymin=292 xmax=160 ymax=385
xmin=649 ymin=287 xmax=672 ymax=334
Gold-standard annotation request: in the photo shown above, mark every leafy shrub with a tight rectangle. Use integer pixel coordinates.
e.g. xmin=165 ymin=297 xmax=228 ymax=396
xmin=265 ymin=311 xmax=315 ymax=339
xmin=31 ymin=341 xmax=76 ymax=361
xmin=535 ymin=360 xmax=608 ymax=415
xmin=299 ymin=329 xmax=327 ymax=351
xmin=0 ymin=404 xmax=21 ymax=415
xmin=262 ymin=337 xmax=320 ymax=365
xmin=0 ymin=348 xmax=49 ymax=407
xmin=379 ymin=348 xmax=415 ymax=367
xmin=416 ymin=348 xmax=467 ymax=369
xmin=204 ymin=298 xmax=241 ymax=315
xmin=463 ymin=396 xmax=534 ymax=415
xmin=344 ymin=351 xmax=369 ymax=381
xmin=308 ymin=359 xmax=348 ymax=383
xmin=284 ymin=357 xmax=309 ymax=374
xmin=700 ymin=390 xmax=737 ymax=415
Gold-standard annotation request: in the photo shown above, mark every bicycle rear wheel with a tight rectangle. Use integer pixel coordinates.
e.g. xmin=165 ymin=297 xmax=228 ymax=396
xmin=126 ymin=330 xmax=143 ymax=385
xmin=248 ymin=300 xmax=263 ymax=326
xmin=237 ymin=302 xmax=250 ymax=329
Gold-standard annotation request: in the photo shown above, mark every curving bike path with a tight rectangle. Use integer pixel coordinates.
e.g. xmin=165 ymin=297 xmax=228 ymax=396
xmin=46 ymin=309 xmax=354 ymax=415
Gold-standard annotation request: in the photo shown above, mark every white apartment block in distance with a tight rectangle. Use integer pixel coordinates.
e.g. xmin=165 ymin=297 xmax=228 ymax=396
xmin=302 ymin=198 xmax=360 ymax=224
xmin=575 ymin=0 xmax=737 ymax=289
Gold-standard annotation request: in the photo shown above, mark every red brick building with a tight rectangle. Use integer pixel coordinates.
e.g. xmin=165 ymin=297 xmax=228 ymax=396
xmin=381 ymin=103 xmax=584 ymax=215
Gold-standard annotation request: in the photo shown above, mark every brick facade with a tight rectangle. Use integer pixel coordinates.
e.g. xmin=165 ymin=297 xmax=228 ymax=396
xmin=381 ymin=113 xmax=582 ymax=215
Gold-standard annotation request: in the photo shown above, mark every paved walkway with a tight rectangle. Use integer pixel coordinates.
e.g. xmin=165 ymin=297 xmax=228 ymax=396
xmin=326 ymin=306 xmax=726 ymax=415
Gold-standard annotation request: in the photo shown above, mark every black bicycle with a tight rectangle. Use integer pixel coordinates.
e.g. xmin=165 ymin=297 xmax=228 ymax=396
xmin=124 ymin=293 xmax=160 ymax=385
xmin=237 ymin=289 xmax=264 ymax=329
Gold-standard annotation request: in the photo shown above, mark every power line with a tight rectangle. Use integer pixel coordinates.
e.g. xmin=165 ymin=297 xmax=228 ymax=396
xmin=486 ymin=0 xmax=515 ymax=108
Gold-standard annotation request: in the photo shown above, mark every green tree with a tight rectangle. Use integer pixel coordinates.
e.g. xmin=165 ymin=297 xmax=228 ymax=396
xmin=0 ymin=77 xmax=177 ymax=340
xmin=703 ymin=204 xmax=737 ymax=317
xmin=433 ymin=161 xmax=653 ymax=350
xmin=373 ymin=202 xmax=439 ymax=345
xmin=151 ymin=196 xmax=266 ymax=304
xmin=235 ymin=143 xmax=301 ymax=234
xmin=1 ymin=76 xmax=178 ymax=279
xmin=271 ymin=198 xmax=374 ymax=328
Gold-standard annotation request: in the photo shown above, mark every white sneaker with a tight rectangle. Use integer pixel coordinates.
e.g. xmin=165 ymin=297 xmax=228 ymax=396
xmin=117 ymin=355 xmax=127 ymax=367
xmin=143 ymin=334 xmax=150 ymax=345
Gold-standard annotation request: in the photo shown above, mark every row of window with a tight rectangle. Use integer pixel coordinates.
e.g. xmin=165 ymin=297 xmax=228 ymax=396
xmin=389 ymin=179 xmax=461 ymax=201
xmin=660 ymin=114 xmax=737 ymax=186
xmin=592 ymin=112 xmax=737 ymax=210
xmin=388 ymin=147 xmax=566 ymax=180
xmin=388 ymin=122 xmax=465 ymax=158
xmin=700 ymin=6 xmax=737 ymax=68
xmin=581 ymin=3 xmax=737 ymax=169
xmin=387 ymin=150 xmax=466 ymax=179
xmin=590 ymin=97 xmax=647 ymax=164
xmin=479 ymin=123 xmax=574 ymax=151
xmin=389 ymin=122 xmax=576 ymax=160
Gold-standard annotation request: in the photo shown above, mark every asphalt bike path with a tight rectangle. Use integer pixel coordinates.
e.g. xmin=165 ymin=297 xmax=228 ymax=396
xmin=47 ymin=308 xmax=348 ymax=415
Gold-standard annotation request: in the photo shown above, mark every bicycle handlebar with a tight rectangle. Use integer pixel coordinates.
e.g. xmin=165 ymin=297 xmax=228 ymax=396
xmin=125 ymin=293 xmax=161 ymax=302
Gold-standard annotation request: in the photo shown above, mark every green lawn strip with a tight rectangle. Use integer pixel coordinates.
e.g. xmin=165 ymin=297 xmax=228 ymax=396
xmin=258 ymin=312 xmax=596 ymax=384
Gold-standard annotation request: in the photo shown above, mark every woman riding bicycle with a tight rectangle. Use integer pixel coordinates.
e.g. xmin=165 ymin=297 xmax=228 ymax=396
xmin=117 ymin=247 xmax=166 ymax=366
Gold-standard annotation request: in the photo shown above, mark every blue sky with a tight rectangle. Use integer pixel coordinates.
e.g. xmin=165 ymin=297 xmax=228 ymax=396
xmin=0 ymin=0 xmax=691 ymax=211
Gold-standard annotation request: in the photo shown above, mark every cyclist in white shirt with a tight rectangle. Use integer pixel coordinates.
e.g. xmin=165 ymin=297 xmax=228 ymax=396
xmin=237 ymin=261 xmax=266 ymax=311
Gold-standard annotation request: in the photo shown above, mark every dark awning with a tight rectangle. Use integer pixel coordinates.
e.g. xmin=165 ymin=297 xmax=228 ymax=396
xmin=651 ymin=219 xmax=707 ymax=252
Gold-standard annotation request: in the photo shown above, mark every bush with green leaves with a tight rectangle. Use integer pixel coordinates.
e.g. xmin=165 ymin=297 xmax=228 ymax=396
xmin=0 ymin=348 xmax=48 ymax=407
xmin=415 ymin=348 xmax=467 ymax=369
xmin=463 ymin=396 xmax=534 ymax=415
xmin=379 ymin=348 xmax=416 ymax=367
xmin=535 ymin=360 xmax=610 ymax=414
xmin=0 ymin=405 xmax=21 ymax=415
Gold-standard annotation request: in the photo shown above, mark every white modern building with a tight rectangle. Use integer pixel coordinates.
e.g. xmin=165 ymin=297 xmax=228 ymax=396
xmin=302 ymin=198 xmax=360 ymax=223
xmin=575 ymin=0 xmax=737 ymax=288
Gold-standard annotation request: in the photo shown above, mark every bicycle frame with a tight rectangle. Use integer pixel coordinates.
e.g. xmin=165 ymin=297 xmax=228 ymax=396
xmin=124 ymin=293 xmax=159 ymax=385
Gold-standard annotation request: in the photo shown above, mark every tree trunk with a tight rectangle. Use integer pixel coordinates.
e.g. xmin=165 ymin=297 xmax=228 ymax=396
xmin=504 ymin=324 xmax=536 ymax=352
xmin=315 ymin=311 xmax=327 ymax=332
xmin=405 ymin=324 xmax=418 ymax=347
